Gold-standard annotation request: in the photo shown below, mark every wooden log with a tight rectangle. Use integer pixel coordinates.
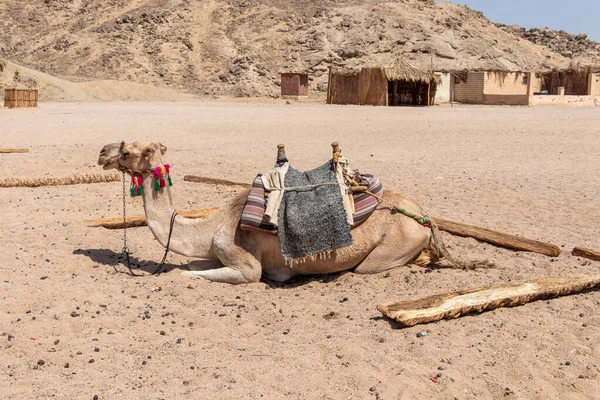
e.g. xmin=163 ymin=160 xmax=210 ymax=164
xmin=378 ymin=276 xmax=600 ymax=327
xmin=183 ymin=175 xmax=251 ymax=188
xmin=86 ymin=208 xmax=220 ymax=229
xmin=433 ymin=217 xmax=560 ymax=257
xmin=572 ymin=247 xmax=600 ymax=262
xmin=0 ymin=173 xmax=120 ymax=188
xmin=0 ymin=148 xmax=29 ymax=153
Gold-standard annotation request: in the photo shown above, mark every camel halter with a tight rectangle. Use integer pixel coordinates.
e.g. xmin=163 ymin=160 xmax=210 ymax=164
xmin=118 ymin=141 xmax=173 ymax=197
xmin=118 ymin=141 xmax=177 ymax=276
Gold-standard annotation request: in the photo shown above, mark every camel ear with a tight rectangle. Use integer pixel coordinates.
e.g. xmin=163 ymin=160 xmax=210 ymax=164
xmin=159 ymin=143 xmax=167 ymax=155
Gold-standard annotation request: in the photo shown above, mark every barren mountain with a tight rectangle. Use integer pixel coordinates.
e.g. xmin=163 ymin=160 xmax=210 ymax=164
xmin=1 ymin=0 xmax=599 ymax=100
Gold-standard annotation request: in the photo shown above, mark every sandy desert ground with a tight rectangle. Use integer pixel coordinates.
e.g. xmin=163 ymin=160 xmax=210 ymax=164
xmin=1 ymin=102 xmax=599 ymax=399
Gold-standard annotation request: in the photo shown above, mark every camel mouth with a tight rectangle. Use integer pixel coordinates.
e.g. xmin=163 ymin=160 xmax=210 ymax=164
xmin=99 ymin=155 xmax=120 ymax=170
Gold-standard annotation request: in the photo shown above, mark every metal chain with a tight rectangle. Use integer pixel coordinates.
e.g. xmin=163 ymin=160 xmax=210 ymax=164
xmin=119 ymin=169 xmax=173 ymax=276
xmin=122 ymin=171 xmax=129 ymax=255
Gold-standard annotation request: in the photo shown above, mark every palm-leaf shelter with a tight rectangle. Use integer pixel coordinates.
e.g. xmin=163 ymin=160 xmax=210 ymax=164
xmin=327 ymin=58 xmax=438 ymax=106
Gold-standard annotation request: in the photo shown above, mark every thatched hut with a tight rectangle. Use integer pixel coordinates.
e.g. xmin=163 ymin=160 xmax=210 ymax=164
xmin=537 ymin=67 xmax=599 ymax=95
xmin=382 ymin=58 xmax=438 ymax=106
xmin=327 ymin=58 xmax=437 ymax=106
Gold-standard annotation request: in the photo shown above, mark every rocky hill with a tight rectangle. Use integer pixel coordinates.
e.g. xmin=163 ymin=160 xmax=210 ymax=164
xmin=498 ymin=24 xmax=600 ymax=60
xmin=1 ymin=0 xmax=599 ymax=100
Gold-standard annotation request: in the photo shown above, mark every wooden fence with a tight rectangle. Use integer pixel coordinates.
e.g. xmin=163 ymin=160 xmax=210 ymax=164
xmin=4 ymin=89 xmax=38 ymax=108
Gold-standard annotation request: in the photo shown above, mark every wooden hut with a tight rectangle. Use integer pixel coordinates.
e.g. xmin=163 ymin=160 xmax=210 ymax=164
xmin=327 ymin=67 xmax=360 ymax=105
xmin=4 ymin=89 xmax=39 ymax=108
xmin=327 ymin=58 xmax=437 ymax=106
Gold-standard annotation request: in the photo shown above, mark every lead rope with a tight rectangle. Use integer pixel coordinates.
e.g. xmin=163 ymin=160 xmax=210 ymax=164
xmin=120 ymin=171 xmax=176 ymax=276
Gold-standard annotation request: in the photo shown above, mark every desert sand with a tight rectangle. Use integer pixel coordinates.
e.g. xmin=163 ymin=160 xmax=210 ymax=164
xmin=1 ymin=102 xmax=599 ymax=399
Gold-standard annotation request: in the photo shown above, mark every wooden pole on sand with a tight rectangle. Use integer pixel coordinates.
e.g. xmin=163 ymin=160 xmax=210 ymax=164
xmin=378 ymin=276 xmax=600 ymax=327
xmin=86 ymin=208 xmax=220 ymax=229
xmin=433 ymin=217 xmax=560 ymax=257
xmin=572 ymin=247 xmax=600 ymax=262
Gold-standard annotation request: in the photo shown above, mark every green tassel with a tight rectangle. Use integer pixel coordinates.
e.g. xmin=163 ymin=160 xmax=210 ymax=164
xmin=138 ymin=186 xmax=143 ymax=195
xmin=130 ymin=187 xmax=135 ymax=197
xmin=154 ymin=179 xmax=160 ymax=192
xmin=167 ymin=175 xmax=173 ymax=186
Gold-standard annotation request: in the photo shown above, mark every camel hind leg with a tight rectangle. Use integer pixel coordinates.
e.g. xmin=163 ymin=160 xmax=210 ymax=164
xmin=353 ymin=233 xmax=431 ymax=274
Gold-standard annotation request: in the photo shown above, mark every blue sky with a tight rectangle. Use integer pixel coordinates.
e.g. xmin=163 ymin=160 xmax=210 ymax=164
xmin=438 ymin=0 xmax=599 ymax=41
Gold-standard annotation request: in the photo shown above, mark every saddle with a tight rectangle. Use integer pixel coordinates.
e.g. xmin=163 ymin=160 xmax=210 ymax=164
xmin=239 ymin=143 xmax=383 ymax=264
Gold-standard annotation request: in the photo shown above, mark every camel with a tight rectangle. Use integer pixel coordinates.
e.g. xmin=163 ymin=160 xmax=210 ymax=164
xmin=97 ymin=141 xmax=487 ymax=284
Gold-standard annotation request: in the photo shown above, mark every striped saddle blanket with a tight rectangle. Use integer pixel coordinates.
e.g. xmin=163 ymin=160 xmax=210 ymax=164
xmin=240 ymin=174 xmax=383 ymax=235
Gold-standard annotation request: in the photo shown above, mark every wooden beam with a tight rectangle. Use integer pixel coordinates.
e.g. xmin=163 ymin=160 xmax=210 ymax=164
xmin=433 ymin=217 xmax=560 ymax=257
xmin=1 ymin=173 xmax=121 ymax=188
xmin=86 ymin=208 xmax=220 ymax=229
xmin=378 ymin=276 xmax=600 ymax=327
xmin=183 ymin=175 xmax=251 ymax=188
xmin=0 ymin=148 xmax=29 ymax=153
xmin=572 ymin=247 xmax=600 ymax=262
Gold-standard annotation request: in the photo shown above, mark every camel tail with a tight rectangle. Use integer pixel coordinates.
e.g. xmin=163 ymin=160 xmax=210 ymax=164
xmin=429 ymin=223 xmax=494 ymax=270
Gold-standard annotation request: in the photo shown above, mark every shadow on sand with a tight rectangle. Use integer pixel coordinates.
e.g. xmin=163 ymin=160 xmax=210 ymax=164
xmin=73 ymin=248 xmax=184 ymax=275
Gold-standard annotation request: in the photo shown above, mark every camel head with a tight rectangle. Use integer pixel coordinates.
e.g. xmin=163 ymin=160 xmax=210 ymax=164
xmin=117 ymin=141 xmax=168 ymax=171
xmin=97 ymin=142 xmax=121 ymax=170
xmin=97 ymin=141 xmax=168 ymax=171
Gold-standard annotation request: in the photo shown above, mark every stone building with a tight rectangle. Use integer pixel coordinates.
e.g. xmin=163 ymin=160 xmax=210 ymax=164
xmin=280 ymin=72 xmax=309 ymax=99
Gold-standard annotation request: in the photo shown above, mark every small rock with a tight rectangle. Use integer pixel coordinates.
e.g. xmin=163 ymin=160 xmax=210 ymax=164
xmin=160 ymin=331 xmax=166 ymax=336
xmin=41 ymin=276 xmax=48 ymax=280
xmin=94 ymin=347 xmax=100 ymax=352
xmin=565 ymin=361 xmax=571 ymax=366
xmin=89 ymin=359 xmax=95 ymax=363
xmin=416 ymin=331 xmax=429 ymax=338
xmin=37 ymin=359 xmax=45 ymax=366
xmin=54 ymin=339 xmax=60 ymax=345
xmin=369 ymin=386 xmax=377 ymax=392
xmin=176 ymin=338 xmax=182 ymax=344
xmin=64 ymin=362 xmax=70 ymax=368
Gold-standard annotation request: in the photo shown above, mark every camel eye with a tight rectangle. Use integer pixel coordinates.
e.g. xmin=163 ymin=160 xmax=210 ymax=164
xmin=143 ymin=148 xmax=154 ymax=157
xmin=120 ymin=149 xmax=130 ymax=158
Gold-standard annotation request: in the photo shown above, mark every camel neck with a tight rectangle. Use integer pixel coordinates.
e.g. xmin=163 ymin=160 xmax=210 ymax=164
xmin=140 ymin=174 xmax=215 ymax=258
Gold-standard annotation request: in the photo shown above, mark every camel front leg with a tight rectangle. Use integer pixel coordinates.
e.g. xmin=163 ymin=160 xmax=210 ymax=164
xmin=181 ymin=267 xmax=255 ymax=284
